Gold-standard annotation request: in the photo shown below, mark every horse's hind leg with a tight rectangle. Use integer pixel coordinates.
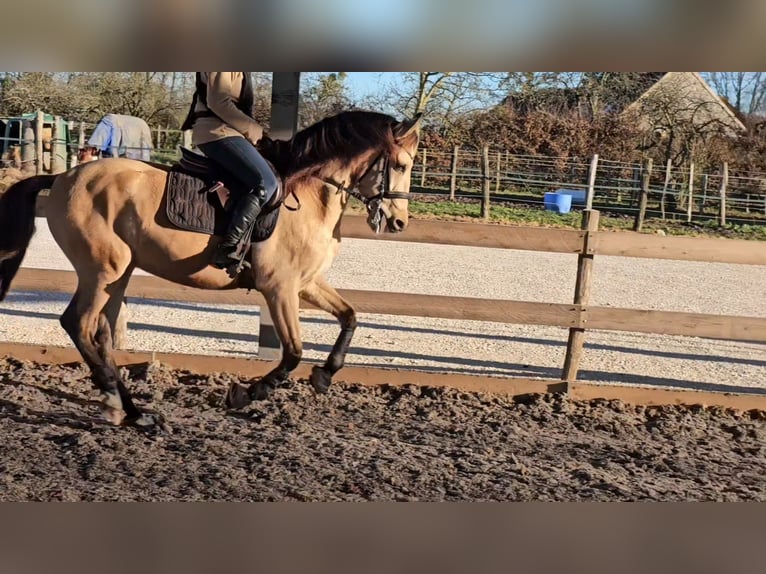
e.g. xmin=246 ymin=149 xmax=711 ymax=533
xmin=60 ymin=286 xmax=132 ymax=425
xmin=60 ymin=271 xmax=161 ymax=429
xmin=298 ymin=277 xmax=357 ymax=394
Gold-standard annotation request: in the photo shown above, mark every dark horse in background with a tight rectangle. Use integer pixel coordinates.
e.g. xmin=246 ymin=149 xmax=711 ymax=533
xmin=0 ymin=110 xmax=422 ymax=430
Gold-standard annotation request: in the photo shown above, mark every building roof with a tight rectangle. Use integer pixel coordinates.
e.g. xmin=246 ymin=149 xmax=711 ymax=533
xmin=623 ymin=72 xmax=747 ymax=134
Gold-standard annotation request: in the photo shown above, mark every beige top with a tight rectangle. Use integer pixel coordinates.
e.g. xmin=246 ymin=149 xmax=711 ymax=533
xmin=190 ymin=72 xmax=264 ymax=146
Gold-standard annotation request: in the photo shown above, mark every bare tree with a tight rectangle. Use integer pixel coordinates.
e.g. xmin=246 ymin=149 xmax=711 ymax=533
xmin=368 ymin=72 xmax=508 ymax=120
xmin=633 ymin=75 xmax=743 ymax=172
xmin=0 ymin=72 xmax=188 ymax=125
xmin=0 ymin=73 xmax=97 ymax=119
xmin=298 ymin=72 xmax=353 ymax=128
xmin=85 ymin=72 xmax=188 ymax=125
xmin=579 ymin=73 xmax=664 ymax=117
xmin=501 ymin=73 xmax=661 ymax=118
xmin=703 ymin=72 xmax=766 ymax=115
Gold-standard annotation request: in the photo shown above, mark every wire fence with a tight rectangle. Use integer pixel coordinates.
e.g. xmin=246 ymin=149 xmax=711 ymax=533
xmin=413 ymin=147 xmax=766 ymax=225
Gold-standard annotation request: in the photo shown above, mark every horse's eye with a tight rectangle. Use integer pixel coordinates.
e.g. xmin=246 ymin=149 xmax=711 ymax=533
xmin=393 ymin=163 xmax=407 ymax=173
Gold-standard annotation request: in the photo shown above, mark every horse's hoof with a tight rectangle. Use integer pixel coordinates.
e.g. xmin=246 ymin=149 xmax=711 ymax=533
xmin=225 ymin=382 xmax=252 ymax=409
xmin=249 ymin=381 xmax=275 ymax=401
xmin=126 ymin=412 xmax=172 ymax=434
xmin=102 ymin=406 xmax=126 ymax=426
xmin=310 ymin=366 xmax=332 ymax=394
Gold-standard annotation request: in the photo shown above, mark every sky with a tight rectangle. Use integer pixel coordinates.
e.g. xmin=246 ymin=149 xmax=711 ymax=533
xmin=343 ymin=72 xmax=400 ymax=101
xmin=341 ymin=72 xmax=742 ymax=105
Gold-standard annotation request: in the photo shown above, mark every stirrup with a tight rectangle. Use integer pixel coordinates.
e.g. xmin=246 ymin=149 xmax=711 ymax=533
xmin=215 ymin=246 xmax=251 ymax=279
xmin=225 ymin=258 xmax=251 ymax=279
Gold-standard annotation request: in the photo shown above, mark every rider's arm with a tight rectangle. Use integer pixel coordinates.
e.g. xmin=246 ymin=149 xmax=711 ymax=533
xmin=205 ymin=72 xmax=264 ymax=145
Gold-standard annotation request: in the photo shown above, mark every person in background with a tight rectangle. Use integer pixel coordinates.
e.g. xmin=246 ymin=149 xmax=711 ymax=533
xmin=81 ymin=114 xmax=153 ymax=162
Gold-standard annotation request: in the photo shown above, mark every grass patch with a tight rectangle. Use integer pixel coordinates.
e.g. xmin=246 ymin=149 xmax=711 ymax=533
xmin=410 ymin=199 xmax=583 ymax=228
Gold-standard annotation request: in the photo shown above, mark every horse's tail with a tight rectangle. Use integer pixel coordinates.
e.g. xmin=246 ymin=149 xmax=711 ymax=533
xmin=0 ymin=174 xmax=57 ymax=301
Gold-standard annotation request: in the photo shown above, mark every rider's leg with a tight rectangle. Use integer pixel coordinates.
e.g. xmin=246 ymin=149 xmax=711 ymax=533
xmin=198 ymin=136 xmax=279 ymax=270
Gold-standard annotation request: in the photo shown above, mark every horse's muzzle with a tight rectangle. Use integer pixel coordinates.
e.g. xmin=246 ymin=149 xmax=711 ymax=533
xmin=387 ymin=217 xmax=407 ymax=233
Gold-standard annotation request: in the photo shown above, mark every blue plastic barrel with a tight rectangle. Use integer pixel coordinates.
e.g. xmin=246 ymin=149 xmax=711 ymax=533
xmin=555 ymin=189 xmax=587 ymax=205
xmin=543 ymin=192 xmax=573 ymax=214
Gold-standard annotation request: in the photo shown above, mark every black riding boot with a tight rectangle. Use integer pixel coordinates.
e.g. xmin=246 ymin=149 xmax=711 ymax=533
xmin=212 ymin=191 xmax=264 ymax=271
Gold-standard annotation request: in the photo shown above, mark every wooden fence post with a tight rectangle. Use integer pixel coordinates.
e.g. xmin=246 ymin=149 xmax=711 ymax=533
xmin=481 ymin=146 xmax=490 ymax=220
xmin=67 ymin=120 xmax=77 ymax=168
xmin=586 ymin=154 xmax=598 ymax=209
xmin=631 ymin=166 xmax=641 ymax=207
xmin=633 ymin=157 xmax=653 ymax=232
xmin=562 ymin=209 xmax=600 ymax=383
xmin=686 ymin=162 xmax=695 ymax=223
xmin=182 ymin=129 xmax=192 ymax=150
xmin=51 ymin=116 xmax=66 ymax=174
xmin=718 ymin=162 xmax=728 ymax=226
xmin=700 ymin=174 xmax=709 ymax=215
xmin=68 ymin=122 xmax=86 ymax=169
xmin=449 ymin=146 xmax=458 ymax=201
xmin=419 ymin=148 xmax=427 ymax=187
xmin=660 ymin=158 xmax=671 ymax=218
xmin=35 ymin=110 xmax=45 ymax=174
xmin=20 ymin=122 xmax=34 ymax=174
xmin=51 ymin=117 xmax=59 ymax=172
xmin=495 ymin=151 xmax=502 ymax=193
xmin=16 ymin=124 xmax=25 ymax=160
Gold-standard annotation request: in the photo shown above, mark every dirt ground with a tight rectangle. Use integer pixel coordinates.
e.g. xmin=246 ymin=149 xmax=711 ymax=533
xmin=0 ymin=356 xmax=764 ymax=501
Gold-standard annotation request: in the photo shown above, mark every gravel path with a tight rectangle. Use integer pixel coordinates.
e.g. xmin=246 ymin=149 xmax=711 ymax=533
xmin=0 ymin=218 xmax=764 ymax=394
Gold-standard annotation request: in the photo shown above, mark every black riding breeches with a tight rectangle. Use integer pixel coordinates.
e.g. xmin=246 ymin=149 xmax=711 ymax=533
xmin=198 ymin=136 xmax=279 ymax=203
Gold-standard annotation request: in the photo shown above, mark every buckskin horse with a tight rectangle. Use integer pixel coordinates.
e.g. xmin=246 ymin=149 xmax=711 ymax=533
xmin=0 ymin=110 xmax=422 ymax=430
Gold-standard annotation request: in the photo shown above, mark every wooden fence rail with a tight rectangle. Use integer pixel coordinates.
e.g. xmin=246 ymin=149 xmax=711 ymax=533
xmin=11 ymin=206 xmax=766 ymax=399
xmin=340 ymin=214 xmax=766 ymax=266
xmin=11 ymin=267 xmax=766 ymax=344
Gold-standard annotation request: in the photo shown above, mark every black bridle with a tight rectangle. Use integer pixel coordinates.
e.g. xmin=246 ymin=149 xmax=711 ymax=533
xmin=348 ymin=152 xmax=412 ymax=202
xmin=320 ymin=148 xmax=413 ymax=232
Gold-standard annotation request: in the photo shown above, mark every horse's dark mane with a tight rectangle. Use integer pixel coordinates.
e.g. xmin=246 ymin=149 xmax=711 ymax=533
xmin=258 ymin=110 xmax=397 ymax=177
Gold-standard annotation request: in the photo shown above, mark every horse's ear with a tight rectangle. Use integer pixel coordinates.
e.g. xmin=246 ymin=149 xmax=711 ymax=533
xmin=393 ymin=113 xmax=423 ymax=140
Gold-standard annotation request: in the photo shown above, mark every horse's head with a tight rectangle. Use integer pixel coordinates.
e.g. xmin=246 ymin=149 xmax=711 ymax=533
xmin=277 ymin=110 xmax=423 ymax=233
xmin=354 ymin=113 xmax=422 ymax=234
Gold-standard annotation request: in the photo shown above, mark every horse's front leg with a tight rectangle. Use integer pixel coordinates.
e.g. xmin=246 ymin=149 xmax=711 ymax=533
xmin=298 ymin=277 xmax=357 ymax=394
xmin=225 ymin=286 xmax=303 ymax=409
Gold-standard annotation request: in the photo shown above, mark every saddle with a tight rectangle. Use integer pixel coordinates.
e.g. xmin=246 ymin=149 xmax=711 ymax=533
xmin=164 ymin=147 xmax=284 ymax=242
